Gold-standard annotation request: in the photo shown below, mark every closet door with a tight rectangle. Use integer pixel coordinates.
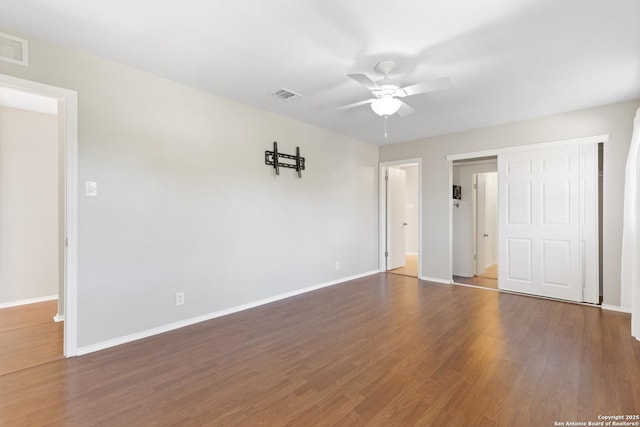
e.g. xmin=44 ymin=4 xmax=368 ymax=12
xmin=498 ymin=145 xmax=582 ymax=301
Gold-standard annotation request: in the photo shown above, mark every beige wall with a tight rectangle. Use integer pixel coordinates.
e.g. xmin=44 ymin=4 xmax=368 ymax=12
xmin=381 ymin=99 xmax=640 ymax=307
xmin=0 ymin=106 xmax=59 ymax=304
xmin=0 ymin=28 xmax=379 ymax=348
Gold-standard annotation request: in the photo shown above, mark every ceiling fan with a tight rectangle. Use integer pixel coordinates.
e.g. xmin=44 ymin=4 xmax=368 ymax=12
xmin=337 ymin=60 xmax=451 ymax=136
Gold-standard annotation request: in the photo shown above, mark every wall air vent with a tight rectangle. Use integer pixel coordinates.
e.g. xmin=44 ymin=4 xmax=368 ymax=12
xmin=0 ymin=32 xmax=28 ymax=66
xmin=271 ymin=88 xmax=302 ymax=102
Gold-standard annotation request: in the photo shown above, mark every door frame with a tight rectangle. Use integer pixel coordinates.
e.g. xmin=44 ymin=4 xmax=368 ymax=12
xmin=0 ymin=73 xmax=78 ymax=357
xmin=446 ymin=134 xmax=607 ymax=301
xmin=379 ymin=158 xmax=422 ymax=277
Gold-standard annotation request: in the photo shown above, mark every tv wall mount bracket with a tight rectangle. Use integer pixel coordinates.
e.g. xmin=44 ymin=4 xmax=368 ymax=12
xmin=265 ymin=141 xmax=306 ymax=178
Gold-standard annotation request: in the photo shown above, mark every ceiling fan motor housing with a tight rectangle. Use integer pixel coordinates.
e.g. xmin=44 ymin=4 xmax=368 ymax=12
xmin=372 ymin=84 xmax=400 ymax=99
xmin=374 ymin=60 xmax=397 ymax=76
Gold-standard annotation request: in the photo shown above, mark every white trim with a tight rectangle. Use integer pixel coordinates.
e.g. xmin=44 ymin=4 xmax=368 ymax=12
xmin=446 ymin=134 xmax=609 ymax=161
xmin=379 ymin=158 xmax=423 ymax=279
xmin=380 ymin=159 xmax=423 ymax=169
xmin=76 ymin=270 xmax=379 ymax=356
xmin=53 ymin=314 xmax=65 ymax=322
xmin=0 ymin=295 xmax=57 ymax=309
xmin=601 ymin=304 xmax=632 ymax=314
xmin=0 ymin=86 xmax=58 ymax=114
xmin=420 ymin=276 xmax=452 ymax=284
xmin=0 ymin=74 xmax=79 ymax=357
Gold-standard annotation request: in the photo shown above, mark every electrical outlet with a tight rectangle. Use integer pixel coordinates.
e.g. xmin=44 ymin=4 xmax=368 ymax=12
xmin=335 ymin=261 xmax=340 ymax=270
xmin=175 ymin=292 xmax=185 ymax=306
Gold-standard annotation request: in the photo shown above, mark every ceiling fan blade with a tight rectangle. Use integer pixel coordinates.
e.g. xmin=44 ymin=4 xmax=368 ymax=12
xmin=347 ymin=73 xmax=379 ymax=90
xmin=336 ymin=98 xmax=375 ymax=111
xmin=397 ymin=101 xmax=416 ymax=117
xmin=399 ymin=77 xmax=452 ymax=97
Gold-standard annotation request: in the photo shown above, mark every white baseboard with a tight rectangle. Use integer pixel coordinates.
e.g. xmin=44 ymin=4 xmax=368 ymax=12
xmin=601 ymin=304 xmax=632 ymax=314
xmin=420 ymin=276 xmax=452 ymax=284
xmin=76 ymin=270 xmax=380 ymax=356
xmin=0 ymin=295 xmax=57 ymax=309
xmin=53 ymin=314 xmax=65 ymax=322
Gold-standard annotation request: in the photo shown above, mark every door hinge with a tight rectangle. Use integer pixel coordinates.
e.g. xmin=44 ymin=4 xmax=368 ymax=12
xmin=385 ymin=174 xmax=389 ymax=182
xmin=473 ymin=254 xmax=477 ymax=260
xmin=65 ymin=238 xmax=69 ymax=248
xmin=385 ymin=252 xmax=388 ymax=257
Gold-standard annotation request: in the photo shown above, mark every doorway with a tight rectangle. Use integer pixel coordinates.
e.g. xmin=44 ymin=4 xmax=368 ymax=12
xmin=379 ymin=160 xmax=421 ymax=278
xmin=474 ymin=172 xmax=498 ymax=285
xmin=0 ymin=74 xmax=78 ymax=357
xmin=0 ymin=86 xmax=64 ymax=370
xmin=452 ymin=158 xmax=498 ymax=289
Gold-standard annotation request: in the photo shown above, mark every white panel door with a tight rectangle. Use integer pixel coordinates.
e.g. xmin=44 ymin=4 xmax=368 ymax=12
xmin=387 ymin=167 xmax=407 ymax=270
xmin=498 ymin=145 xmax=582 ymax=301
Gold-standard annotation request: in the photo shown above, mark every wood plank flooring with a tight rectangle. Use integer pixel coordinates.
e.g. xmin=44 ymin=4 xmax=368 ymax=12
xmin=453 ymin=264 xmax=499 ymax=290
xmin=453 ymin=274 xmax=499 ymax=290
xmin=388 ymin=253 xmax=418 ymax=277
xmin=477 ymin=264 xmax=498 ymax=280
xmin=0 ymin=300 xmax=63 ymax=376
xmin=1 ymin=274 xmax=639 ymax=426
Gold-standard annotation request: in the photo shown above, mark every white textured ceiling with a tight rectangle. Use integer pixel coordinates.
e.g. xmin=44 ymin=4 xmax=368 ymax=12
xmin=1 ymin=0 xmax=639 ymax=144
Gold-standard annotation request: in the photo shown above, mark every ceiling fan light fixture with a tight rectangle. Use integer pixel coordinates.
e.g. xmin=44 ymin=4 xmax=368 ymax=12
xmin=371 ymin=97 xmax=401 ymax=116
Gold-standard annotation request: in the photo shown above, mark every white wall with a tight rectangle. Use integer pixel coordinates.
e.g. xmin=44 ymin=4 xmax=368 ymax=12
xmin=399 ymin=165 xmax=419 ymax=254
xmin=381 ymin=99 xmax=640 ymax=307
xmin=0 ymin=28 xmax=379 ymax=348
xmin=451 ymin=199 xmax=472 ymax=276
xmin=0 ymin=106 xmax=59 ymax=304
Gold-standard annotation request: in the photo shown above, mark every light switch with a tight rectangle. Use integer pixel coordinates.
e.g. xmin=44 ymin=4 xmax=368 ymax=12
xmin=85 ymin=181 xmax=97 ymax=197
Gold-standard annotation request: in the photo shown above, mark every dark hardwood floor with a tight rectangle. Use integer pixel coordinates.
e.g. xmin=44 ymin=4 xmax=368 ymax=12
xmin=453 ymin=274 xmax=499 ymax=290
xmin=1 ymin=274 xmax=639 ymax=426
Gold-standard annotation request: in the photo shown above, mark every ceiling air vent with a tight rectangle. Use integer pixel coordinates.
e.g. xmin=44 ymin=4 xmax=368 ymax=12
xmin=0 ymin=32 xmax=28 ymax=66
xmin=271 ymin=88 xmax=302 ymax=102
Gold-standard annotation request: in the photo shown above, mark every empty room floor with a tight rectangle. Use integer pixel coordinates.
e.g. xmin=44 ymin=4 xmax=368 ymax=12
xmin=1 ymin=274 xmax=639 ymax=426
xmin=454 ymin=264 xmax=499 ymax=290
xmin=388 ymin=253 xmax=418 ymax=277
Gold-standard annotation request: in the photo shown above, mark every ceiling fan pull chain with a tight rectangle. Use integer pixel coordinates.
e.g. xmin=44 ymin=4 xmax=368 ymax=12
xmin=384 ymin=115 xmax=389 ymax=138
